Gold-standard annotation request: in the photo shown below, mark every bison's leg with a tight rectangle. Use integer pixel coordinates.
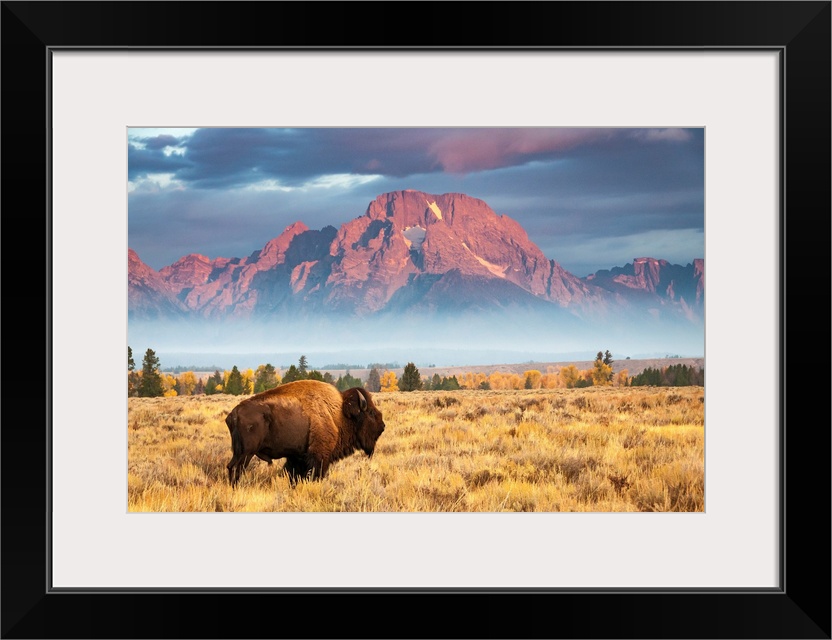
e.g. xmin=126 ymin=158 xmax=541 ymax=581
xmin=237 ymin=454 xmax=258 ymax=483
xmin=228 ymin=452 xmax=267 ymax=486
xmin=227 ymin=426 xmax=254 ymax=487
xmin=283 ymin=456 xmax=309 ymax=486
xmin=307 ymin=454 xmax=331 ymax=481
xmin=227 ymin=454 xmax=245 ymax=486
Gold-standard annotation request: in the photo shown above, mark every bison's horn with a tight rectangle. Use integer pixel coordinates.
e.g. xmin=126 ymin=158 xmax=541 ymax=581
xmin=357 ymin=389 xmax=368 ymax=412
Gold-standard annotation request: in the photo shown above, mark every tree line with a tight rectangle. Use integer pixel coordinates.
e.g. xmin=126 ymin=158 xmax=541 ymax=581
xmin=129 ymin=347 xmax=703 ymax=398
xmin=128 ymin=348 xmax=371 ymax=398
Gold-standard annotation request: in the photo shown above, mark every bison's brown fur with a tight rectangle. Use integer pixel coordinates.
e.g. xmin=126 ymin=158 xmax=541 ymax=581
xmin=225 ymin=379 xmax=386 ymax=486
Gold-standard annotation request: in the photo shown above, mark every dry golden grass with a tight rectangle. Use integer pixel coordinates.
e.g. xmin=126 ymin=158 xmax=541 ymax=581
xmin=128 ymin=386 xmax=704 ymax=513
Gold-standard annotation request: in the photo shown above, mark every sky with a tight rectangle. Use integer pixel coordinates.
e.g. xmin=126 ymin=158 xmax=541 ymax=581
xmin=128 ymin=127 xmax=704 ymax=278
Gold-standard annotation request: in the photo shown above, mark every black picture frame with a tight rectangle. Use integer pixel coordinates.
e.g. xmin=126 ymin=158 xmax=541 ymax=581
xmin=2 ymin=2 xmax=829 ymax=638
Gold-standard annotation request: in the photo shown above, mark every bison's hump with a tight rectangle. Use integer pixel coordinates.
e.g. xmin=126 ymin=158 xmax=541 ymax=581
xmin=256 ymin=378 xmax=342 ymax=400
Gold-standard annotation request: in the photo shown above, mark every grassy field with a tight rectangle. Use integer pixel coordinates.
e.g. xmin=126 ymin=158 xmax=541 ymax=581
xmin=128 ymin=386 xmax=704 ymax=512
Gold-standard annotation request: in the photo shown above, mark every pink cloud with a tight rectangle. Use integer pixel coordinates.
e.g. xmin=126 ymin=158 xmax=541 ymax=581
xmin=425 ymin=128 xmax=615 ymax=173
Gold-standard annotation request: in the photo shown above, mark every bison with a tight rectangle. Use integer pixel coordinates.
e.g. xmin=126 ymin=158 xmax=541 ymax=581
xmin=224 ymin=379 xmax=386 ymax=486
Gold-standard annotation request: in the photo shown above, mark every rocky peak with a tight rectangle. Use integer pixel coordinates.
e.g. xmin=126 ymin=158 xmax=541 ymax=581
xmin=128 ymin=248 xmax=150 ymax=273
xmin=128 ymin=248 xmax=187 ymax=319
xmin=255 ymin=221 xmax=310 ymax=269
xmin=159 ymin=253 xmax=214 ymax=288
xmin=583 ymin=257 xmax=704 ymax=310
xmin=325 ymin=189 xmax=601 ymax=311
xmin=629 ymin=257 xmax=669 ymax=292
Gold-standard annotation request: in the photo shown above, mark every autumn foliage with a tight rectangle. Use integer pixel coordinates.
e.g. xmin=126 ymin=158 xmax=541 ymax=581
xmin=129 ymin=347 xmax=702 ymax=398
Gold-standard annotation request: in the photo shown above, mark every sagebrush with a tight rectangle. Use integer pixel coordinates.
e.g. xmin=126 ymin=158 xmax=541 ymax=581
xmin=128 ymin=386 xmax=704 ymax=512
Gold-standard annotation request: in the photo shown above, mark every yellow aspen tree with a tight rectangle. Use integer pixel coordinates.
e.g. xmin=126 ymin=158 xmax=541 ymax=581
xmin=489 ymin=371 xmax=506 ymax=390
xmin=242 ymin=368 xmax=255 ymax=394
xmin=504 ymin=373 xmax=521 ymax=389
xmin=162 ymin=374 xmax=178 ymax=397
xmin=523 ymin=370 xmax=542 ymax=389
xmin=560 ymin=365 xmax=580 ymax=389
xmin=591 ymin=360 xmax=613 ymax=386
xmin=178 ymin=371 xmax=197 ymax=395
xmin=380 ymin=371 xmax=398 ymax=392
xmin=541 ymin=372 xmax=560 ymax=389
xmin=615 ymin=369 xmax=630 ymax=387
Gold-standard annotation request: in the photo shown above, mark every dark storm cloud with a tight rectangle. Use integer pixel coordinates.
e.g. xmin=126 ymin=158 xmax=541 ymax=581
xmin=442 ymin=130 xmax=703 ymax=239
xmin=170 ymin=128 xmax=470 ymax=188
xmin=129 ymin=127 xmax=699 ymax=189
xmin=128 ymin=127 xmax=704 ymax=275
xmin=128 ymin=144 xmax=191 ymax=177
xmin=141 ymin=134 xmax=186 ymax=151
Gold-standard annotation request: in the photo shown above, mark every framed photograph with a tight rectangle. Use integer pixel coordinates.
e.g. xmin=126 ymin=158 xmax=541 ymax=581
xmin=125 ymin=124 xmax=708 ymax=513
xmin=3 ymin=1 xmax=829 ymax=638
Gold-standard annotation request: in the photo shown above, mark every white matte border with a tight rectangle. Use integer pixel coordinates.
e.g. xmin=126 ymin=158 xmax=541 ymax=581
xmin=50 ymin=51 xmax=779 ymax=589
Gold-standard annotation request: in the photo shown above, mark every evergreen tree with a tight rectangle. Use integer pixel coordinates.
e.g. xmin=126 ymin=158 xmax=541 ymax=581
xmin=430 ymin=373 xmax=442 ymax=391
xmin=282 ymin=365 xmax=302 ymax=384
xmin=629 ymin=364 xmax=704 ymax=387
xmin=254 ymin=363 xmax=279 ymax=393
xmin=399 ymin=362 xmax=422 ymax=391
xmin=603 ymin=350 xmax=615 ymax=381
xmin=440 ymin=375 xmax=460 ymax=391
xmin=205 ymin=370 xmax=223 ymax=395
xmin=226 ymin=366 xmax=244 ymax=395
xmin=322 ymin=372 xmax=334 ymax=385
xmin=307 ymin=370 xmax=324 ymax=382
xmin=631 ymin=367 xmax=662 ymax=386
xmin=524 ymin=374 xmax=533 ymax=389
xmin=595 ymin=350 xmax=614 ymax=382
xmin=335 ymin=372 xmax=364 ymax=391
xmin=127 ymin=346 xmax=139 ymax=397
xmin=591 ymin=358 xmax=613 ymax=386
xmin=367 ymin=368 xmax=382 ymax=393
xmin=138 ymin=348 xmax=164 ymax=397
xmin=298 ymin=355 xmax=308 ymax=378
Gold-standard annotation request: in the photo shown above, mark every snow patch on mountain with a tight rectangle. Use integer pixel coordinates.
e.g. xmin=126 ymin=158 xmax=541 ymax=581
xmin=427 ymin=200 xmax=442 ymax=220
xmin=462 ymin=242 xmax=507 ymax=279
xmin=402 ymin=226 xmax=427 ymax=251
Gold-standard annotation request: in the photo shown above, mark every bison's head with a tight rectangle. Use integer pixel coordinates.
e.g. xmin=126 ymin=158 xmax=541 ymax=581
xmin=342 ymin=387 xmax=385 ymax=457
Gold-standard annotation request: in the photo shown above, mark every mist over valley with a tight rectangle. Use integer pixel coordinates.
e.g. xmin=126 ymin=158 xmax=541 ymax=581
xmin=129 ymin=190 xmax=704 ymax=371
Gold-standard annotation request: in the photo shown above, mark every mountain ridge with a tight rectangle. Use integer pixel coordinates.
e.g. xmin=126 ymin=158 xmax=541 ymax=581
xmin=128 ymin=189 xmax=703 ymax=327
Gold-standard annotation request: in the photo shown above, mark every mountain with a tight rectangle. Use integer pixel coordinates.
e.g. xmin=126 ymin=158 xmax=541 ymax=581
xmin=128 ymin=190 xmax=704 ymax=357
xmin=128 ymin=248 xmax=187 ymax=319
xmin=583 ymin=257 xmax=704 ymax=322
